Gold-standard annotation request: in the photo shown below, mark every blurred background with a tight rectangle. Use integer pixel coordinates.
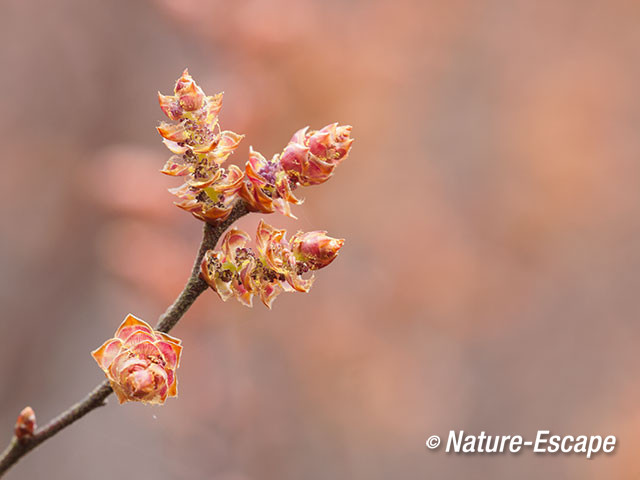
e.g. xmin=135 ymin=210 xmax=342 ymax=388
xmin=1 ymin=0 xmax=639 ymax=478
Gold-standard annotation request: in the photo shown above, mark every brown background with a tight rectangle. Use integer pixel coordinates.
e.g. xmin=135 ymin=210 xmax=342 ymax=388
xmin=1 ymin=0 xmax=639 ymax=478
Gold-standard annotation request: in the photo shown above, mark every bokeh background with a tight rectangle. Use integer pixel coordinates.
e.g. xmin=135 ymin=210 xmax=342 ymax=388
xmin=1 ymin=0 xmax=639 ymax=478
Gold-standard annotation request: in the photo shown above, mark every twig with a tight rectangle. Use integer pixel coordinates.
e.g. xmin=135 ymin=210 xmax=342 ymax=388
xmin=155 ymin=201 xmax=248 ymax=333
xmin=0 ymin=201 xmax=249 ymax=477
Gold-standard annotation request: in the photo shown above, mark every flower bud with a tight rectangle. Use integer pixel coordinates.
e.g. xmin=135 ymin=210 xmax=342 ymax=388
xmin=201 ymin=220 xmax=344 ymax=308
xmin=158 ymin=70 xmax=245 ymax=225
xmin=291 ymin=231 xmax=344 ymax=269
xmin=311 ymin=123 xmax=354 ymax=162
xmin=92 ymin=315 xmax=182 ymax=405
xmin=241 ymin=123 xmax=353 ymax=218
xmin=14 ymin=406 xmax=36 ymax=441
xmin=175 ymin=69 xmax=205 ymax=111
xmin=290 ymin=123 xmax=353 ymax=186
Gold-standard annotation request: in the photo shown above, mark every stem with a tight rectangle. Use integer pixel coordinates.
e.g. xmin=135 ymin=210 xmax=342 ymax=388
xmin=0 ymin=201 xmax=249 ymax=477
xmin=155 ymin=200 xmax=249 ymax=333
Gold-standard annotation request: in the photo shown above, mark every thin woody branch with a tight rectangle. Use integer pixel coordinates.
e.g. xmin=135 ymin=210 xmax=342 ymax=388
xmin=0 ymin=201 xmax=249 ymax=477
xmin=1 ymin=68 xmax=352 ymax=478
xmin=156 ymin=201 xmax=249 ymax=333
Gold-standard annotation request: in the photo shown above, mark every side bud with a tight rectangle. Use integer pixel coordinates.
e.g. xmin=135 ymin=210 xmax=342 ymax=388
xmin=201 ymin=220 xmax=345 ymax=308
xmin=175 ymin=68 xmax=205 ymax=111
xmin=158 ymin=69 xmax=245 ymax=225
xmin=15 ymin=406 xmax=36 ymax=441
xmin=240 ymin=123 xmax=353 ymax=218
xmin=282 ymin=123 xmax=353 ymax=187
xmin=91 ymin=314 xmax=182 ymax=405
xmin=308 ymin=123 xmax=353 ymax=162
xmin=291 ymin=231 xmax=344 ymax=269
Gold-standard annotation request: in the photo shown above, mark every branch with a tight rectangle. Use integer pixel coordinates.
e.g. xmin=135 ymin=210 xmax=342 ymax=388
xmin=0 ymin=201 xmax=249 ymax=477
xmin=155 ymin=200 xmax=249 ymax=333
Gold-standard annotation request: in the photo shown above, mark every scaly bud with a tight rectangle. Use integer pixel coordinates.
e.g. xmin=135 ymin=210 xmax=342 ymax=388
xmin=200 ymin=220 xmax=344 ymax=308
xmin=92 ymin=315 xmax=182 ymax=405
xmin=174 ymin=69 xmax=205 ymax=111
xmin=290 ymin=231 xmax=344 ymax=269
xmin=240 ymin=123 xmax=353 ymax=217
xmin=14 ymin=406 xmax=36 ymax=441
xmin=288 ymin=123 xmax=354 ymax=186
xmin=157 ymin=70 xmax=244 ymax=225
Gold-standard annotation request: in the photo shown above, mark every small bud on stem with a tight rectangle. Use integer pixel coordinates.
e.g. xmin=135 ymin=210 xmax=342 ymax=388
xmin=91 ymin=315 xmax=182 ymax=405
xmin=14 ymin=407 xmax=36 ymax=442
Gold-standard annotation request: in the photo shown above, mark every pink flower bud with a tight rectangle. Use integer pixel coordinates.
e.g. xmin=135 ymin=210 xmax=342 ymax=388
xmin=306 ymin=124 xmax=351 ymax=160
xmin=201 ymin=220 xmax=344 ymax=308
xmin=92 ymin=315 xmax=182 ymax=405
xmin=174 ymin=69 xmax=205 ymax=111
xmin=290 ymin=231 xmax=345 ymax=269
xmin=240 ymin=123 xmax=353 ymax=219
xmin=288 ymin=123 xmax=353 ymax=186
xmin=158 ymin=70 xmax=245 ymax=224
xmin=14 ymin=407 xmax=36 ymax=441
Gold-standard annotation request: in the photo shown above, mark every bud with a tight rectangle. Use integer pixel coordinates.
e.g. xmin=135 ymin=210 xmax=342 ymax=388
xmin=286 ymin=123 xmax=353 ymax=186
xmin=14 ymin=406 xmax=36 ymax=441
xmin=290 ymin=231 xmax=344 ymax=269
xmin=174 ymin=69 xmax=205 ymax=111
xmin=91 ymin=314 xmax=182 ymax=405
xmin=240 ymin=123 xmax=353 ymax=218
xmin=201 ymin=220 xmax=344 ymax=308
xmin=315 ymin=123 xmax=354 ymax=161
xmin=158 ymin=70 xmax=244 ymax=225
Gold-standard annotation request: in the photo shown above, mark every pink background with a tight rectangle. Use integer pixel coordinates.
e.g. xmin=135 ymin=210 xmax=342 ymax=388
xmin=1 ymin=0 xmax=639 ymax=478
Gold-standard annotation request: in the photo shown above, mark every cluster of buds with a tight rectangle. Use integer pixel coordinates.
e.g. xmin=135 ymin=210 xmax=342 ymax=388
xmin=158 ymin=70 xmax=353 ymax=223
xmin=157 ymin=69 xmax=245 ymax=223
xmin=200 ymin=220 xmax=344 ymax=308
xmin=91 ymin=315 xmax=182 ymax=405
xmin=14 ymin=406 xmax=36 ymax=441
xmin=240 ymin=123 xmax=353 ymax=218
